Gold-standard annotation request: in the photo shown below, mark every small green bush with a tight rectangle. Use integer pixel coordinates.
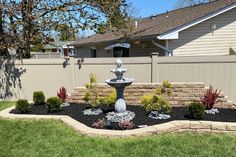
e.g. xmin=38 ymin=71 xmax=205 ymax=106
xmin=15 ymin=99 xmax=29 ymax=113
xmin=141 ymin=80 xmax=172 ymax=113
xmin=33 ymin=91 xmax=45 ymax=105
xmin=188 ymin=102 xmax=205 ymax=119
xmin=155 ymin=80 xmax=173 ymax=96
xmin=82 ymin=73 xmax=100 ymax=108
xmin=141 ymin=95 xmax=171 ymax=113
xmin=100 ymin=90 xmax=116 ymax=107
xmin=46 ymin=97 xmax=62 ymax=113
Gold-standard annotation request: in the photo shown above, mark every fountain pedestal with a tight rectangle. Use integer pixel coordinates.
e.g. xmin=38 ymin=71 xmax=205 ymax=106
xmin=115 ymin=87 xmax=126 ymax=112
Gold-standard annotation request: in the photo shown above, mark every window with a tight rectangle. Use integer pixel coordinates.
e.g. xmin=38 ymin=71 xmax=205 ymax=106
xmin=113 ymin=47 xmax=129 ymax=57
xmin=90 ymin=48 xmax=96 ymax=58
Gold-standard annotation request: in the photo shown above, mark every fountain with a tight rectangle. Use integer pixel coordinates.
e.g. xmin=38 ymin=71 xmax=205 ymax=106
xmin=105 ymin=59 xmax=135 ymax=122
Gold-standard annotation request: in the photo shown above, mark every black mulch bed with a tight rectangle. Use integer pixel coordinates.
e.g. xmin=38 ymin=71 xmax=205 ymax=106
xmin=10 ymin=103 xmax=236 ymax=130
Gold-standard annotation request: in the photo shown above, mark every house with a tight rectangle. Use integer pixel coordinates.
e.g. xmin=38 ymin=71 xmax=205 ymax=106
xmin=71 ymin=0 xmax=236 ymax=58
xmin=43 ymin=41 xmax=75 ymax=56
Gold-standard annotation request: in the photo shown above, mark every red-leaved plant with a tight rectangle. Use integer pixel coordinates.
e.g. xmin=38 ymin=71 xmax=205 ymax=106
xmin=92 ymin=118 xmax=106 ymax=129
xmin=201 ymin=85 xmax=221 ymax=109
xmin=118 ymin=120 xmax=135 ymax=130
xmin=57 ymin=86 xmax=68 ymax=103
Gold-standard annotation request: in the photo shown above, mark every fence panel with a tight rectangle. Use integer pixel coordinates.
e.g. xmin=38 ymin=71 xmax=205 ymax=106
xmin=158 ymin=56 xmax=236 ymax=103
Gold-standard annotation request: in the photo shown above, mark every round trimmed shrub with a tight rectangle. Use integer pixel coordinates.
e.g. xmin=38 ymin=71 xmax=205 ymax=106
xmin=46 ymin=97 xmax=62 ymax=113
xmin=33 ymin=91 xmax=45 ymax=105
xmin=188 ymin=102 xmax=205 ymax=119
xmin=15 ymin=99 xmax=30 ymax=113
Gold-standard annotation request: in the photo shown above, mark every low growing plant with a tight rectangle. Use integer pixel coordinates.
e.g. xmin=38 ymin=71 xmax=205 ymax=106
xmin=188 ymin=102 xmax=205 ymax=119
xmin=100 ymin=90 xmax=116 ymax=107
xmin=118 ymin=120 xmax=135 ymax=130
xmin=141 ymin=95 xmax=171 ymax=113
xmin=46 ymin=97 xmax=62 ymax=113
xmin=33 ymin=91 xmax=45 ymax=105
xmin=15 ymin=99 xmax=30 ymax=113
xmin=155 ymin=80 xmax=173 ymax=96
xmin=82 ymin=73 xmax=100 ymax=108
xmin=57 ymin=86 xmax=68 ymax=103
xmin=201 ymin=85 xmax=221 ymax=109
xmin=141 ymin=80 xmax=172 ymax=113
xmin=92 ymin=118 xmax=106 ymax=129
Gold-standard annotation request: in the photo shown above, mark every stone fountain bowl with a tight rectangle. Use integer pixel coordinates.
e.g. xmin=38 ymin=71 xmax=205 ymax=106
xmin=105 ymin=78 xmax=135 ymax=88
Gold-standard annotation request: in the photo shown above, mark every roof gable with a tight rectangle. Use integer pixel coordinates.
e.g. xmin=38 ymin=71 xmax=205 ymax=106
xmin=158 ymin=1 xmax=236 ymax=39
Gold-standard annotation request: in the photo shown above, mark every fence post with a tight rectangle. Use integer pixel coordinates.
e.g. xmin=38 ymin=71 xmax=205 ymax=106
xmin=151 ymin=52 xmax=158 ymax=83
xmin=69 ymin=57 xmax=77 ymax=88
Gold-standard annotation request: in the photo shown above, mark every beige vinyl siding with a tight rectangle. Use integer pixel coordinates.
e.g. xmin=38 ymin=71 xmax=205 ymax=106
xmin=169 ymin=8 xmax=236 ymax=56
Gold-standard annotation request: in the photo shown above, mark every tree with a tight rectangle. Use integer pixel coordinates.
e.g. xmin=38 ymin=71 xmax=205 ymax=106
xmin=176 ymin=0 xmax=215 ymax=8
xmin=0 ymin=0 xmax=129 ymax=58
xmin=57 ymin=24 xmax=77 ymax=41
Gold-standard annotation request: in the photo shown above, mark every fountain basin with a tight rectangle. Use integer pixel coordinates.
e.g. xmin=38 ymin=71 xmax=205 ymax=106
xmin=105 ymin=78 xmax=135 ymax=88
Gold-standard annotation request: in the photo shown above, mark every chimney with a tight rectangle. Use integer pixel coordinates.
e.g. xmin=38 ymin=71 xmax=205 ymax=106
xmin=135 ymin=21 xmax=138 ymax=28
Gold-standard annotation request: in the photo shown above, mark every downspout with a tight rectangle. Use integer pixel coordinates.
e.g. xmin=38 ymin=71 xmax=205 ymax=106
xmin=165 ymin=40 xmax=173 ymax=56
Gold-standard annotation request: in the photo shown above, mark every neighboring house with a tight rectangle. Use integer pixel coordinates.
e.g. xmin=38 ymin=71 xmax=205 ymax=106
xmin=43 ymin=41 xmax=76 ymax=56
xmin=71 ymin=0 xmax=236 ymax=58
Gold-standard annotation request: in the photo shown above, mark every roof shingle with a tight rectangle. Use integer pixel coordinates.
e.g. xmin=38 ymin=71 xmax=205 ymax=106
xmin=72 ymin=0 xmax=236 ymax=46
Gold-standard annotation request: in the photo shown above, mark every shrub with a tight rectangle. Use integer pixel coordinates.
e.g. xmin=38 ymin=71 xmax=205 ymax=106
xmin=118 ymin=120 xmax=135 ymax=130
xmin=141 ymin=95 xmax=171 ymax=113
xmin=92 ymin=118 xmax=106 ymax=129
xmin=57 ymin=86 xmax=68 ymax=103
xmin=188 ymin=102 xmax=205 ymax=119
xmin=15 ymin=99 xmax=29 ymax=113
xmin=82 ymin=73 xmax=100 ymax=108
xmin=201 ymin=85 xmax=221 ymax=109
xmin=155 ymin=80 xmax=173 ymax=96
xmin=46 ymin=97 xmax=62 ymax=113
xmin=33 ymin=91 xmax=45 ymax=105
xmin=141 ymin=81 xmax=173 ymax=113
xmin=100 ymin=90 xmax=116 ymax=107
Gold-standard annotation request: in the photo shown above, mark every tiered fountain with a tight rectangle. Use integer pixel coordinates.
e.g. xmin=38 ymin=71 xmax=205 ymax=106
xmin=105 ymin=59 xmax=135 ymax=122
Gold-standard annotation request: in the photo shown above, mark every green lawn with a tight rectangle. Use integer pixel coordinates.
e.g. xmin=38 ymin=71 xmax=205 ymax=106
xmin=0 ymin=102 xmax=235 ymax=157
xmin=0 ymin=101 xmax=15 ymax=111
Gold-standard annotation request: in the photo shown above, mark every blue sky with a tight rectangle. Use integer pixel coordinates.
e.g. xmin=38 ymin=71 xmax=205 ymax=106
xmin=128 ymin=0 xmax=179 ymax=18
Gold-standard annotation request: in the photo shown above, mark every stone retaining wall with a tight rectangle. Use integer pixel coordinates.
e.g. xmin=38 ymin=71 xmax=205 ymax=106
xmin=68 ymin=82 xmax=234 ymax=108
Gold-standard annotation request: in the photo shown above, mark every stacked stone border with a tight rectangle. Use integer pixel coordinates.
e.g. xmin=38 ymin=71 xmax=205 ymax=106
xmin=68 ymin=82 xmax=235 ymax=108
xmin=1 ymin=106 xmax=235 ymax=138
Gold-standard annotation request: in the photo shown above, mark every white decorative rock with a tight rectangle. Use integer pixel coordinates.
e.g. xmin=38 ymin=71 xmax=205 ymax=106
xmin=205 ymin=108 xmax=219 ymax=115
xmin=115 ymin=98 xmax=126 ymax=113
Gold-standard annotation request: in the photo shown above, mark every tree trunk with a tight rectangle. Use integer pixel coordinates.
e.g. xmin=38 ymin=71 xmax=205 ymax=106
xmin=0 ymin=3 xmax=9 ymax=57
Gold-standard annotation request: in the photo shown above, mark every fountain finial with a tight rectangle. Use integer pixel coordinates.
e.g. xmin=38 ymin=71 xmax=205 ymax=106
xmin=116 ymin=59 xmax=123 ymax=68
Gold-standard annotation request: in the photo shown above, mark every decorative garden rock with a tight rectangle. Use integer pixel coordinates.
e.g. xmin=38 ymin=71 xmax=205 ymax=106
xmin=205 ymin=108 xmax=219 ymax=115
xmin=83 ymin=108 xmax=102 ymax=116
xmin=106 ymin=111 xmax=135 ymax=123
xmin=148 ymin=111 xmax=171 ymax=120
xmin=61 ymin=102 xmax=70 ymax=108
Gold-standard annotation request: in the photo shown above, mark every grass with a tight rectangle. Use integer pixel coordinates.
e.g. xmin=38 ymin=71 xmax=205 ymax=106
xmin=0 ymin=119 xmax=235 ymax=157
xmin=0 ymin=101 xmax=15 ymax=111
xmin=0 ymin=102 xmax=235 ymax=157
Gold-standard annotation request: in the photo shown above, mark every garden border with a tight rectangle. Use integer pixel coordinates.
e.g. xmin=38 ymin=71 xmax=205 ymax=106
xmin=0 ymin=106 xmax=236 ymax=137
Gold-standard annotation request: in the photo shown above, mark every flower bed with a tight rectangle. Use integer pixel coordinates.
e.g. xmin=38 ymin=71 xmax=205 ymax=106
xmin=9 ymin=103 xmax=236 ymax=130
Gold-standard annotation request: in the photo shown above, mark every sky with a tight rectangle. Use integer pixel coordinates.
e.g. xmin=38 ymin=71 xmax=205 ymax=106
xmin=128 ymin=0 xmax=179 ymax=18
